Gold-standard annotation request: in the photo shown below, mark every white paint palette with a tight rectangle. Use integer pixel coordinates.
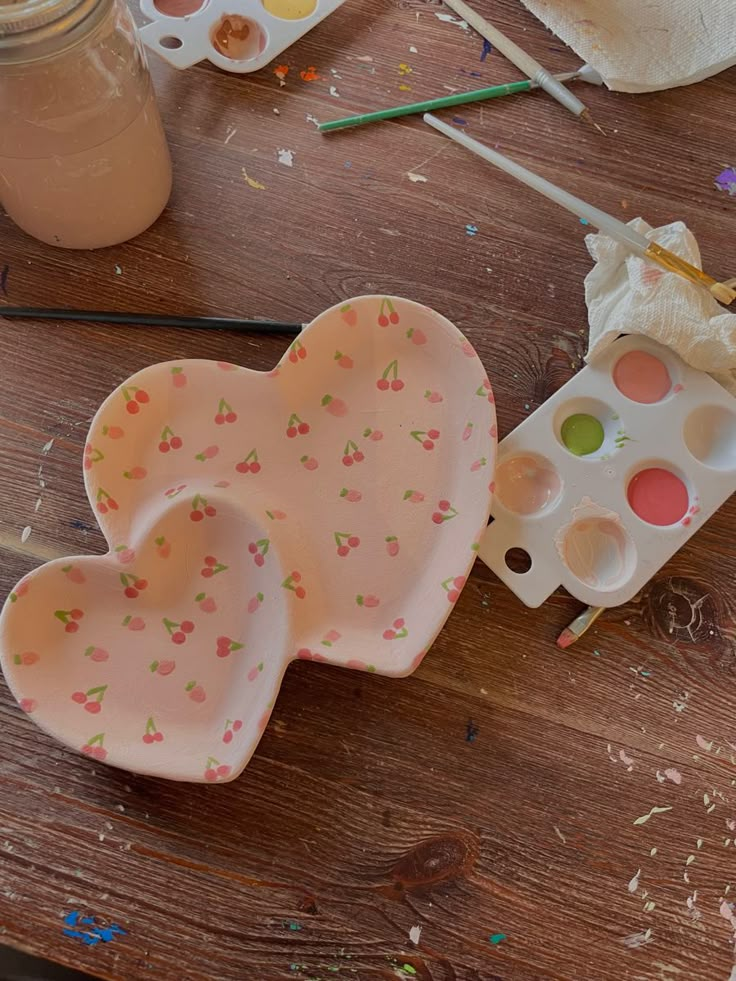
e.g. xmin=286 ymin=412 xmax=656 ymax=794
xmin=139 ymin=0 xmax=347 ymax=74
xmin=478 ymin=335 xmax=736 ymax=608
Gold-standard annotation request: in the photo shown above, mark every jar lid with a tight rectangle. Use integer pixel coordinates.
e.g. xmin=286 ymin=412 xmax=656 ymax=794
xmin=0 ymin=0 xmax=92 ymax=39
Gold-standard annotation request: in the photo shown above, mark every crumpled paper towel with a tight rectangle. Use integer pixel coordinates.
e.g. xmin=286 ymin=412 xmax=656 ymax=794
xmin=520 ymin=0 xmax=736 ymax=92
xmin=584 ymin=218 xmax=736 ymax=394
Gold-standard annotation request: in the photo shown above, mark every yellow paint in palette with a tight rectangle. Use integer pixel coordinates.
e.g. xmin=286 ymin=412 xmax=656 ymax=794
xmin=262 ymin=0 xmax=317 ymax=18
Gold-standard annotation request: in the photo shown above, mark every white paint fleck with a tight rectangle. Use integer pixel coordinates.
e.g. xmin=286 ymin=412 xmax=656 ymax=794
xmin=41 ymin=438 xmax=55 ymax=454
xmin=643 ymin=901 xmax=656 ymax=912
xmin=409 ymin=925 xmax=422 ymax=945
xmin=224 ymin=125 xmax=237 ymax=144
xmin=407 ymin=172 xmax=429 ymax=183
xmin=622 ymin=928 xmax=653 ymax=948
xmin=34 ymin=497 xmax=42 ymax=512
xmin=306 ymin=113 xmax=320 ymax=127
xmin=620 ymin=749 xmax=635 ymax=766
xmin=355 ymin=55 xmax=373 ymax=62
xmin=656 ymin=770 xmax=665 ymax=783
xmin=20 ymin=526 xmax=31 ymax=543
xmin=634 ymin=806 xmax=673 ymax=826
xmin=554 ymin=826 xmax=567 ymax=843
xmin=720 ymin=898 xmax=736 ymax=928
xmin=686 ymin=854 xmax=696 ymax=865
xmin=329 ymin=85 xmax=340 ymax=98
xmin=277 ymin=148 xmax=294 ymax=167
xmin=409 ymin=45 xmax=418 ymax=53
xmin=628 ymin=869 xmax=641 ymax=893
xmin=696 ymin=735 xmax=714 ymax=752
xmin=650 ymin=847 xmax=658 ymax=857
xmin=728 ymin=820 xmax=736 ymax=831
xmin=697 ymin=838 xmax=704 ymax=849
xmin=664 ymin=768 xmax=682 ymax=785
xmin=708 ymin=803 xmax=717 ymax=813
xmin=273 ymin=108 xmax=280 ymax=115
xmin=114 ymin=264 xmax=122 ymax=275
xmin=434 ymin=11 xmax=469 ymax=30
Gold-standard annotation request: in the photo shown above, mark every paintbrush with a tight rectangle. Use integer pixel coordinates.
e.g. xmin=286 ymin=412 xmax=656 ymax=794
xmin=319 ymin=70 xmax=587 ymax=133
xmin=0 ymin=308 xmax=304 ymax=333
xmin=423 ymin=113 xmax=736 ymax=306
xmin=557 ymin=605 xmax=605 ymax=648
xmin=441 ymin=0 xmax=599 ymax=129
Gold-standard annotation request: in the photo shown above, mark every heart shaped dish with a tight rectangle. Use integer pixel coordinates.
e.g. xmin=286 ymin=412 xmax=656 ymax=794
xmin=0 ymin=296 xmax=496 ymax=782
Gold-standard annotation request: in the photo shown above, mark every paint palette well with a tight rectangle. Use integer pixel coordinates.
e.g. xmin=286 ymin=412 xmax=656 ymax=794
xmin=139 ymin=0 xmax=347 ymax=74
xmin=478 ymin=335 xmax=736 ymax=608
xmin=0 ymin=296 xmax=495 ymax=782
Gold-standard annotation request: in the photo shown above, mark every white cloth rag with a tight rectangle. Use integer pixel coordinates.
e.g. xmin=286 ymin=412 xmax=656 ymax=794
xmin=520 ymin=0 xmax=736 ymax=92
xmin=584 ymin=218 xmax=736 ymax=394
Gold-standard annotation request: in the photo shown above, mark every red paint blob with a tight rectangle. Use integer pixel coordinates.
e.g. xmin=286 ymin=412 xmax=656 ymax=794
xmin=627 ymin=467 xmax=689 ymax=526
xmin=613 ymin=350 xmax=671 ymax=404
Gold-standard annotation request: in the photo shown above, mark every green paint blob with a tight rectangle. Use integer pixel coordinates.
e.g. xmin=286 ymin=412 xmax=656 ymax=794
xmin=489 ymin=933 xmax=507 ymax=945
xmin=561 ymin=413 xmax=604 ymax=456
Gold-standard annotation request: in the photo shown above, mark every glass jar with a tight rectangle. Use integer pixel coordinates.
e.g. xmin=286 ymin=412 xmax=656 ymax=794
xmin=0 ymin=0 xmax=172 ymax=249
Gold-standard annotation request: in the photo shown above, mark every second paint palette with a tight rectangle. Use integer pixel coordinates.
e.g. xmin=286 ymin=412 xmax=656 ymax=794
xmin=479 ymin=335 xmax=736 ymax=608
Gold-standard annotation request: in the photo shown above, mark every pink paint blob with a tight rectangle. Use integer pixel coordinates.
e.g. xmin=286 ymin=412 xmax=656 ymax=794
xmin=613 ymin=350 xmax=671 ymax=404
xmin=627 ymin=467 xmax=689 ymax=526
xmin=495 ymin=453 xmax=562 ymax=516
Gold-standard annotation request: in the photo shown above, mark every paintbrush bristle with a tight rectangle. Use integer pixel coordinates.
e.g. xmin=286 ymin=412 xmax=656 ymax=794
xmin=580 ymin=108 xmax=607 ymax=136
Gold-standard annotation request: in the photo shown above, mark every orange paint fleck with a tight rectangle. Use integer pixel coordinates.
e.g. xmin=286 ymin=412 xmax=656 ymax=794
xmin=274 ymin=64 xmax=289 ymax=84
xmin=300 ymin=65 xmax=321 ymax=82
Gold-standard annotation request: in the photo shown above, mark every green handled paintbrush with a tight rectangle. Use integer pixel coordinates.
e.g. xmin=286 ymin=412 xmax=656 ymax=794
xmin=318 ymin=70 xmax=588 ymax=134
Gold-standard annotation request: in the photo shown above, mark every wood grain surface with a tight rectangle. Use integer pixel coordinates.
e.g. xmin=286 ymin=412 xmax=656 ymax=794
xmin=1 ymin=2 xmax=736 ymax=979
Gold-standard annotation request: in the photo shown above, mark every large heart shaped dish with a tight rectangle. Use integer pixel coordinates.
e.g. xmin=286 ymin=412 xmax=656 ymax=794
xmin=0 ymin=296 xmax=496 ymax=782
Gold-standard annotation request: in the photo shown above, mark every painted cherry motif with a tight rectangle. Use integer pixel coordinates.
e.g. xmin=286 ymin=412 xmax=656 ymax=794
xmin=186 ymin=681 xmax=207 ymax=702
xmin=54 ymin=608 xmax=84 ymax=633
xmin=476 ymin=379 xmax=494 ymax=403
xmin=403 ymin=489 xmax=425 ymax=503
xmin=149 ymin=658 xmax=176 ymax=675
xmin=123 ymin=465 xmax=147 ymax=480
xmin=442 ymin=575 xmax=467 ymax=603
xmin=114 ymin=545 xmax=135 ymax=564
xmin=265 ymin=509 xmax=287 ymax=521
xmin=101 ymin=424 xmax=124 ymax=439
xmin=204 ymin=756 xmax=231 ymax=781
xmin=13 ymin=651 xmax=39 ymax=666
xmin=216 ymin=637 xmax=243 ymax=658
xmin=288 ymin=339 xmax=308 ymax=363
xmin=155 ymin=536 xmax=171 ymax=559
xmin=376 ymin=360 xmax=404 ymax=392
xmin=164 ymin=484 xmax=187 ymax=499
xmin=300 ymin=455 xmax=319 ymax=471
xmin=412 ymin=428 xmax=440 ymax=451
xmin=83 ymin=445 xmax=104 ymax=471
xmin=190 ymin=494 xmax=217 ymax=522
xmin=282 ymin=570 xmax=306 ymax=599
xmin=356 ymin=594 xmax=380 ymax=608
xmin=321 ymin=629 xmax=341 ymax=648
xmin=247 ymin=661 xmax=264 ymax=682
xmin=235 ymin=448 xmax=261 ymax=474
xmin=407 ymin=326 xmax=426 ymax=345
xmin=425 ymin=389 xmax=443 ymax=403
xmin=71 ymin=684 xmax=107 ymax=713
xmin=286 ymin=412 xmax=310 ymax=438
xmin=171 ymin=366 xmax=187 ymax=388
xmin=123 ymin=385 xmax=150 ymax=415
xmin=120 ymin=572 xmax=148 ymax=599
xmin=339 ymin=488 xmax=362 ymax=503
xmin=462 ymin=422 xmax=474 ymax=442
xmin=195 ymin=445 xmax=219 ymax=462
xmin=470 ymin=457 xmax=488 ymax=472
xmin=377 ymin=298 xmax=400 ymax=326
xmin=62 ymin=564 xmax=86 ymax=584
xmin=222 ymin=718 xmax=243 ymax=743
xmin=341 ymin=439 xmax=364 ymax=466
xmin=95 ymin=488 xmax=119 ymax=515
xmin=9 ymin=579 xmax=30 ymax=603
xmin=159 ymin=426 xmax=183 ymax=453
xmin=163 ymin=617 xmax=195 ymax=645
xmin=123 ymin=615 xmax=146 ymax=631
xmin=341 ymin=303 xmax=358 ymax=326
xmin=82 ymin=733 xmax=107 ymax=760
xmin=247 ymin=540 xmax=268 ymax=567
xmin=247 ymin=592 xmax=264 ymax=614
xmin=363 ymin=427 xmax=383 ymax=442
xmin=432 ymin=499 xmax=459 ymax=524
xmin=142 ymin=716 xmax=164 ymax=744
xmin=214 ymin=397 xmax=238 ymax=425
xmin=383 ymin=617 xmax=408 ymax=641
xmin=84 ymin=645 xmax=109 ymax=662
xmin=321 ymin=394 xmax=348 ymax=417
xmin=334 ymin=350 xmax=353 ymax=369
xmin=19 ymin=698 xmax=37 ymax=713
xmin=196 ymin=592 xmax=217 ymax=613
xmin=334 ymin=531 xmax=360 ymax=557
xmin=385 ymin=535 xmax=400 ymax=557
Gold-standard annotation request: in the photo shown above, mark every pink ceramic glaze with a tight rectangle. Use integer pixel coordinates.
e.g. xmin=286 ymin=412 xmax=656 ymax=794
xmin=0 ymin=296 xmax=496 ymax=782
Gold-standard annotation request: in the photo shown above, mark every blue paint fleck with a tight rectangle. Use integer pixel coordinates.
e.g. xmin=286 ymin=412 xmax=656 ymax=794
xmin=481 ymin=39 xmax=493 ymax=61
xmin=593 ymin=649 xmax=601 ymax=657
xmin=579 ymin=217 xmax=590 ymax=225
xmin=468 ymin=70 xmax=482 ymax=78
xmin=344 ymin=161 xmax=352 ymax=169
xmin=465 ymin=719 xmax=479 ymax=743
xmin=284 ymin=920 xmax=302 ymax=931
xmin=465 ymin=224 xmax=478 ymax=236
xmin=489 ymin=933 xmax=507 ymax=945
xmin=715 ymin=167 xmax=736 ymax=196
xmin=70 ymin=519 xmax=95 ymax=533
xmin=63 ymin=912 xmax=126 ymax=947
xmin=452 ymin=116 xmax=468 ymax=126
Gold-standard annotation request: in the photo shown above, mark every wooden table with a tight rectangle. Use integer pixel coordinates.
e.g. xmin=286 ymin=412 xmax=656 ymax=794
xmin=2 ymin=2 xmax=735 ymax=979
